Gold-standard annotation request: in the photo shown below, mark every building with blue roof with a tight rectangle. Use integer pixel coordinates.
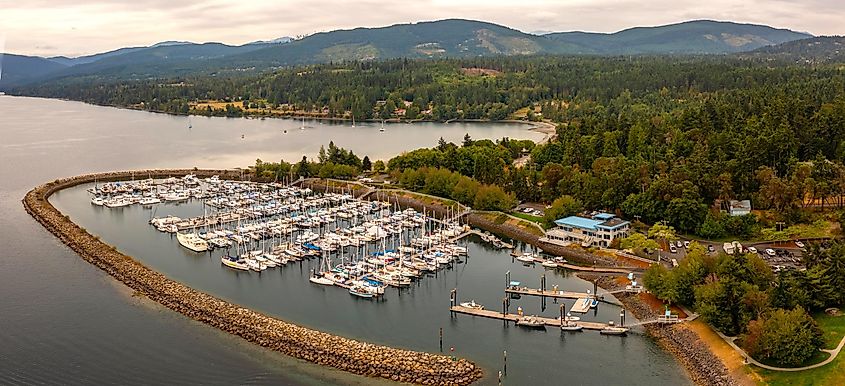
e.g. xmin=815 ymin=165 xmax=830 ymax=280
xmin=541 ymin=212 xmax=630 ymax=248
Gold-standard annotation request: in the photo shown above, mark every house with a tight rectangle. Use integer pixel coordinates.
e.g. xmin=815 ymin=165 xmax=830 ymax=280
xmin=540 ymin=212 xmax=631 ymax=248
xmin=729 ymin=200 xmax=752 ymax=216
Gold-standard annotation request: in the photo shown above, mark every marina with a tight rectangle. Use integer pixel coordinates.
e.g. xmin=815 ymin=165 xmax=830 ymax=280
xmin=85 ymin=174 xmax=481 ymax=298
xmin=5 ymin=96 xmax=690 ymax=386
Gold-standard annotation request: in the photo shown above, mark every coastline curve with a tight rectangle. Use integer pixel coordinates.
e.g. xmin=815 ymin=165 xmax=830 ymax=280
xmin=23 ymin=169 xmax=483 ymax=386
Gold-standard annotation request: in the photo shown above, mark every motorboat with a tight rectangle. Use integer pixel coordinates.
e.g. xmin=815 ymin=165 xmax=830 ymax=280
xmin=139 ymin=197 xmax=161 ymax=206
xmin=162 ymin=192 xmax=189 ymax=202
xmin=349 ymin=285 xmax=375 ymax=298
xmin=516 ymin=253 xmax=536 ymax=264
xmin=516 ymin=315 xmax=546 ymax=329
xmin=600 ymin=322 xmax=629 ymax=336
xmin=104 ymin=197 xmax=131 ymax=208
xmin=541 ymin=259 xmax=558 ymax=268
xmin=90 ymin=196 xmax=105 ymax=206
xmin=459 ymin=300 xmax=484 ymax=310
xmin=177 ymin=233 xmax=209 ymax=252
xmin=309 ymin=273 xmax=334 ymax=286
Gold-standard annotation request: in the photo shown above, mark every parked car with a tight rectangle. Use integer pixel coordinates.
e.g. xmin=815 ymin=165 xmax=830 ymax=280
xmin=676 ymin=241 xmax=683 ymax=248
xmin=795 ymin=241 xmax=805 ymax=248
xmin=669 ymin=245 xmax=678 ymax=253
xmin=683 ymin=241 xmax=690 ymax=249
xmin=671 ymin=259 xmax=679 ymax=267
xmin=707 ymin=245 xmax=715 ymax=252
xmin=765 ymin=248 xmax=776 ymax=256
xmin=747 ymin=246 xmax=757 ymax=254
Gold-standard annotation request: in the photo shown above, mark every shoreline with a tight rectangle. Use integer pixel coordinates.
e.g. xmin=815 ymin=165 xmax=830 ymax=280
xmin=2 ymin=95 xmax=552 ymax=142
xmin=23 ymin=169 xmax=483 ymax=386
xmin=582 ymin=274 xmax=742 ymax=386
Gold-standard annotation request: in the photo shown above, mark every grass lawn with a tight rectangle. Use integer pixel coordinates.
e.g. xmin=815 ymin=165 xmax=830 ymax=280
xmin=398 ymin=192 xmax=463 ymax=210
xmin=754 ymin=311 xmax=845 ymax=386
xmin=509 ymin=211 xmax=545 ymax=225
xmin=479 ymin=212 xmax=544 ymax=237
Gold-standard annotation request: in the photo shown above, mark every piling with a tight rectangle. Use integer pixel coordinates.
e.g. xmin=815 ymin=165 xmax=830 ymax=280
xmin=439 ymin=327 xmax=443 ymax=352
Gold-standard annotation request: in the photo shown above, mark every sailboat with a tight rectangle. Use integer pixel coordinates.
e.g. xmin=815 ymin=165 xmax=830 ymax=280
xmin=351 ymin=114 xmax=355 ymax=128
xmin=379 ymin=120 xmax=385 ymax=132
xmin=300 ymin=116 xmax=306 ymax=130
xmin=187 ymin=117 xmax=192 ymax=129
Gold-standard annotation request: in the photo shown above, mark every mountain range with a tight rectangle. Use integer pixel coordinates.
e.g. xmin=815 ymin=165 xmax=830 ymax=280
xmin=0 ymin=19 xmax=823 ymax=89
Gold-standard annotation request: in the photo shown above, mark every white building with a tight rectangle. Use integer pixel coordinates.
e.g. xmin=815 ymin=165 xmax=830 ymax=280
xmin=729 ymin=200 xmax=752 ymax=216
xmin=541 ymin=212 xmax=631 ymax=248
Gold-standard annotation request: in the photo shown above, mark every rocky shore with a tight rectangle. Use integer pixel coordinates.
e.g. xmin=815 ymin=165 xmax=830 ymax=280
xmin=581 ymin=274 xmax=738 ymax=386
xmin=23 ymin=169 xmax=483 ymax=386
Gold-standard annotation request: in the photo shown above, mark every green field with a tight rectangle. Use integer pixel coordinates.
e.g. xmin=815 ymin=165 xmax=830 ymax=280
xmin=509 ymin=211 xmax=545 ymax=225
xmin=756 ymin=311 xmax=845 ymax=386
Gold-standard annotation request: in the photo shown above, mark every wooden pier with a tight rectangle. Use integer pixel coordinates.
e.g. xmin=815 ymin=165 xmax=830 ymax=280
xmin=505 ymin=287 xmax=592 ymax=300
xmin=449 ymin=306 xmax=612 ymax=331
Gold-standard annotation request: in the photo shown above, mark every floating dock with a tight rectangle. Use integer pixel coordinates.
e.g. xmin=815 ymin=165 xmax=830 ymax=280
xmin=505 ymin=287 xmax=592 ymax=300
xmin=570 ymin=298 xmax=593 ymax=313
xmin=449 ymin=306 xmax=613 ymax=331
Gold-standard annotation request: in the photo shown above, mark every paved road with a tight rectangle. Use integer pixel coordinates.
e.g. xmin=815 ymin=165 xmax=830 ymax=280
xmin=717 ymin=328 xmax=845 ymax=372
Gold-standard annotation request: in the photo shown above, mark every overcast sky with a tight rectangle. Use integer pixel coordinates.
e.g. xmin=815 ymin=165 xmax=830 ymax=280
xmin=1 ymin=0 xmax=842 ymax=57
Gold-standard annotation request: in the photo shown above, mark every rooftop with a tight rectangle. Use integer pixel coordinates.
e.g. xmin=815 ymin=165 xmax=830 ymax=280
xmin=554 ymin=216 xmax=603 ymax=230
xmin=554 ymin=213 xmax=630 ymax=231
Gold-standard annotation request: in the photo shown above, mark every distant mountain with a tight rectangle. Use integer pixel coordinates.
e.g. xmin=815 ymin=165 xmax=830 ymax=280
xmin=247 ymin=36 xmax=293 ymax=45
xmin=0 ymin=19 xmax=818 ymax=90
xmin=544 ymin=20 xmax=812 ymax=54
xmin=47 ymin=46 xmax=150 ymax=66
xmin=233 ymin=19 xmax=559 ymax=66
xmin=0 ymin=54 xmax=68 ymax=88
xmin=47 ymin=42 xmax=269 ymax=80
xmin=743 ymin=36 xmax=845 ymax=63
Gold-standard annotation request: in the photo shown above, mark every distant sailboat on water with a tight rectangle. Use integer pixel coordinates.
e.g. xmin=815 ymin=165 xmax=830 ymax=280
xmin=351 ymin=114 xmax=355 ymax=128
xmin=380 ymin=120 xmax=385 ymax=132
xmin=300 ymin=116 xmax=306 ymax=130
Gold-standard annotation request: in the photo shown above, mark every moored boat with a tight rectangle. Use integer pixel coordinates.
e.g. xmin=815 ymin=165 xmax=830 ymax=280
xmin=516 ymin=315 xmax=546 ymax=329
xmin=221 ymin=255 xmax=249 ymax=271
xmin=459 ymin=300 xmax=484 ymax=310
xmin=177 ymin=232 xmax=209 ymax=252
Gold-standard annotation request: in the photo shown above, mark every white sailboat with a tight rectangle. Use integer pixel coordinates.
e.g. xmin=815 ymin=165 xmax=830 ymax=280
xmin=379 ymin=120 xmax=385 ymax=132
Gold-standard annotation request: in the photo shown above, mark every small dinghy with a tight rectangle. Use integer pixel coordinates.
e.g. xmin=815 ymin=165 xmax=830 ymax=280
xmin=459 ymin=300 xmax=484 ymax=310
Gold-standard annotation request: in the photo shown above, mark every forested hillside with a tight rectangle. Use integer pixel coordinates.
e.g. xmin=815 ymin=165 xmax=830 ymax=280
xmin=14 ymin=53 xmax=845 ymax=238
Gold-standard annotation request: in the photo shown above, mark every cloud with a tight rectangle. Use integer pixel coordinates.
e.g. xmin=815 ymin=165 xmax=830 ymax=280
xmin=1 ymin=0 xmax=842 ymax=57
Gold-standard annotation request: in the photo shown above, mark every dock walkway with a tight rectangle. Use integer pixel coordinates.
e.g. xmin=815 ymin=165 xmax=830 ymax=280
xmin=449 ymin=306 xmax=610 ymax=331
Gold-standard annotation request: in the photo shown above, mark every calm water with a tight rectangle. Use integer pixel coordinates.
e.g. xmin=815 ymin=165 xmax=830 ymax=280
xmin=0 ymin=96 xmax=690 ymax=385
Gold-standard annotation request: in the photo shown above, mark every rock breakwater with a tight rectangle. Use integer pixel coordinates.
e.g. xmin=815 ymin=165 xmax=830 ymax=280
xmin=582 ymin=275 xmax=738 ymax=386
xmin=23 ymin=170 xmax=483 ymax=386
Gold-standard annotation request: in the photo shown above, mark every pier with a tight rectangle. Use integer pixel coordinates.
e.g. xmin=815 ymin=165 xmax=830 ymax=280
xmin=449 ymin=306 xmax=611 ymax=330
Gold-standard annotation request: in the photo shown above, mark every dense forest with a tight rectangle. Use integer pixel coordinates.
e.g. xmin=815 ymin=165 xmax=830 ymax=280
xmin=16 ymin=55 xmax=845 ymax=237
xmin=644 ymin=240 xmax=845 ymax=366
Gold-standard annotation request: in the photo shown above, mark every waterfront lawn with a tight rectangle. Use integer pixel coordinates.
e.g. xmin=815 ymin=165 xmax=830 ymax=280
xmin=509 ymin=211 xmax=544 ymax=224
xmin=398 ymin=191 xmax=463 ymax=210
xmin=755 ymin=311 xmax=845 ymax=386
xmin=479 ymin=212 xmax=544 ymax=237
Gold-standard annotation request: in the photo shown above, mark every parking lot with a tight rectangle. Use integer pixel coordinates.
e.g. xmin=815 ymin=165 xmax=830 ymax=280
xmin=514 ymin=203 xmax=545 ymax=217
xmin=659 ymin=239 xmax=806 ymax=271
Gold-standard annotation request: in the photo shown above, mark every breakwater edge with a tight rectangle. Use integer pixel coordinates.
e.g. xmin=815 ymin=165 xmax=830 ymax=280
xmin=23 ymin=169 xmax=483 ymax=386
